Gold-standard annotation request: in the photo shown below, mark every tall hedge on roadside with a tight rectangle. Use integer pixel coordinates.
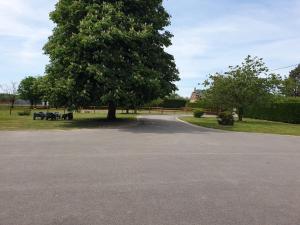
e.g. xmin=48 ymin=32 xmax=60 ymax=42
xmin=186 ymin=100 xmax=214 ymax=109
xmin=161 ymin=99 xmax=187 ymax=108
xmin=245 ymin=102 xmax=300 ymax=124
xmin=144 ymin=98 xmax=187 ymax=108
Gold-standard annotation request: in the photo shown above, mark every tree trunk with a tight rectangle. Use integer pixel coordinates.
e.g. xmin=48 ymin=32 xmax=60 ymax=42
xmin=238 ymin=107 xmax=244 ymax=121
xmin=107 ymin=102 xmax=117 ymax=120
xmin=9 ymin=98 xmax=15 ymax=116
xmin=30 ymin=100 xmax=34 ymax=109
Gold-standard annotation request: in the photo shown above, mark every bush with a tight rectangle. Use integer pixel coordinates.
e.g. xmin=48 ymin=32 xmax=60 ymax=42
xmin=18 ymin=109 xmax=31 ymax=116
xmin=193 ymin=109 xmax=204 ymax=118
xmin=145 ymin=98 xmax=187 ymax=109
xmin=245 ymin=101 xmax=300 ymax=124
xmin=144 ymin=98 xmax=164 ymax=108
xmin=161 ymin=99 xmax=188 ymax=108
xmin=218 ymin=111 xmax=234 ymax=126
xmin=186 ymin=100 xmax=208 ymax=109
xmin=186 ymin=99 xmax=218 ymax=114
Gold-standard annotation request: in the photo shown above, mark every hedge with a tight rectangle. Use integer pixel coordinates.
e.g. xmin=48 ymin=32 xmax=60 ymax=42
xmin=193 ymin=109 xmax=205 ymax=118
xmin=245 ymin=102 xmax=300 ymax=124
xmin=160 ymin=99 xmax=188 ymax=108
xmin=186 ymin=101 xmax=203 ymax=108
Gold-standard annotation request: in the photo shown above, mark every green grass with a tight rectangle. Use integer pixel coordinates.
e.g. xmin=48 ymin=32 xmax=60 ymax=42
xmin=0 ymin=106 xmax=136 ymax=131
xmin=181 ymin=116 xmax=300 ymax=136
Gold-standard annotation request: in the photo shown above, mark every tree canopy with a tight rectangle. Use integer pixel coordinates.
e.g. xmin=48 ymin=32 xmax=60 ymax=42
xmin=282 ymin=64 xmax=300 ymax=97
xmin=44 ymin=0 xmax=179 ymax=119
xmin=204 ymin=56 xmax=280 ymax=121
xmin=18 ymin=76 xmax=43 ymax=107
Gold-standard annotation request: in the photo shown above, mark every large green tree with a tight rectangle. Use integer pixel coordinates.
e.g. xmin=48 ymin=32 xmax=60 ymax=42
xmin=282 ymin=64 xmax=300 ymax=97
xmin=18 ymin=76 xmax=43 ymax=107
xmin=204 ymin=56 xmax=280 ymax=121
xmin=44 ymin=0 xmax=179 ymax=120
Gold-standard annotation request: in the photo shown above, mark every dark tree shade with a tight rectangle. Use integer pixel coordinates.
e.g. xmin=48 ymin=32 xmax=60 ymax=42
xmin=289 ymin=64 xmax=300 ymax=96
xmin=44 ymin=0 xmax=179 ymax=119
xmin=290 ymin=64 xmax=300 ymax=81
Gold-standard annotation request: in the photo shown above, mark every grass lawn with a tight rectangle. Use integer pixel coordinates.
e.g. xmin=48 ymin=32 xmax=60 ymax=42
xmin=0 ymin=106 xmax=136 ymax=131
xmin=181 ymin=116 xmax=300 ymax=136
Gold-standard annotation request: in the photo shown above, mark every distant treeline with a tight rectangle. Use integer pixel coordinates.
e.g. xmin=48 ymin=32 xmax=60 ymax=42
xmin=0 ymin=93 xmax=15 ymax=103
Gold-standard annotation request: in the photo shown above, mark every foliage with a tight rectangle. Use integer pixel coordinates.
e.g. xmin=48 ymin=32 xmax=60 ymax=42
xmin=166 ymin=92 xmax=187 ymax=100
xmin=44 ymin=0 xmax=179 ymax=120
xmin=274 ymin=96 xmax=300 ymax=103
xmin=18 ymin=76 xmax=43 ymax=106
xmin=161 ymin=99 xmax=187 ymax=108
xmin=144 ymin=98 xmax=187 ymax=108
xmin=186 ymin=97 xmax=215 ymax=110
xmin=193 ymin=109 xmax=204 ymax=118
xmin=18 ymin=109 xmax=31 ymax=116
xmin=245 ymin=101 xmax=300 ymax=124
xmin=281 ymin=65 xmax=300 ymax=97
xmin=204 ymin=55 xmax=281 ymax=121
xmin=0 ymin=93 xmax=13 ymax=103
xmin=40 ymin=75 xmax=74 ymax=108
xmin=290 ymin=64 xmax=300 ymax=81
xmin=217 ymin=111 xmax=234 ymax=126
xmin=144 ymin=98 xmax=164 ymax=108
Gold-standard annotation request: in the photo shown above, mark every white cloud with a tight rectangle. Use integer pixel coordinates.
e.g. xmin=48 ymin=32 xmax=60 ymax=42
xmin=167 ymin=0 xmax=300 ymax=88
xmin=0 ymin=0 xmax=54 ymax=63
xmin=0 ymin=0 xmax=300 ymax=97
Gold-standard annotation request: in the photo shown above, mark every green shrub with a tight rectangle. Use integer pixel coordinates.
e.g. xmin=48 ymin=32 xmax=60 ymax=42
xmin=186 ymin=99 xmax=218 ymax=114
xmin=18 ymin=109 xmax=31 ymax=116
xmin=186 ymin=100 xmax=207 ymax=109
xmin=245 ymin=102 xmax=300 ymax=124
xmin=144 ymin=98 xmax=164 ymax=108
xmin=145 ymin=98 xmax=187 ymax=109
xmin=193 ymin=109 xmax=204 ymax=118
xmin=161 ymin=99 xmax=188 ymax=108
xmin=218 ymin=111 xmax=234 ymax=126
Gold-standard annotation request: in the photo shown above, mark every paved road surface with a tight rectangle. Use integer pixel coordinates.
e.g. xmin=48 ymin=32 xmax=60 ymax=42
xmin=1 ymin=115 xmax=300 ymax=225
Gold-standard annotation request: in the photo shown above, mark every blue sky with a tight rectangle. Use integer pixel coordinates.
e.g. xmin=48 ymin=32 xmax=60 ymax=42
xmin=0 ymin=0 xmax=300 ymax=97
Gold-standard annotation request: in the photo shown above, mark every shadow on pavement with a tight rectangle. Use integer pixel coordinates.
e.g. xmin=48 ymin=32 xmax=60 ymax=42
xmin=120 ymin=117 xmax=223 ymax=134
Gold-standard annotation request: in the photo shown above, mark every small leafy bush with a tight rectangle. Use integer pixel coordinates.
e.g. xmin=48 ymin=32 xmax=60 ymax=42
xmin=193 ymin=109 xmax=205 ymax=118
xmin=18 ymin=109 xmax=31 ymax=116
xmin=218 ymin=111 xmax=234 ymax=126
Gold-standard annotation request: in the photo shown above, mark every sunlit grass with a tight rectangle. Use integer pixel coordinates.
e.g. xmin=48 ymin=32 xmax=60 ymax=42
xmin=181 ymin=116 xmax=300 ymax=136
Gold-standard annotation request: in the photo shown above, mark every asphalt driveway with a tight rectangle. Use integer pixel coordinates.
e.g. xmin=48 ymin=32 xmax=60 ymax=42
xmin=1 ymin=115 xmax=300 ymax=225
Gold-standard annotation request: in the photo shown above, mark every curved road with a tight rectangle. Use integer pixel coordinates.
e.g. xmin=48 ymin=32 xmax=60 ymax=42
xmin=1 ymin=115 xmax=300 ymax=225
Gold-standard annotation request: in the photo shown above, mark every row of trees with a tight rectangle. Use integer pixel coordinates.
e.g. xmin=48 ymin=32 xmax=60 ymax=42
xmin=203 ymin=56 xmax=300 ymax=121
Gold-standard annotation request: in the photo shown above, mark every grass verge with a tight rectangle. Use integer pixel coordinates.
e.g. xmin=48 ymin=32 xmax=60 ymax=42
xmin=0 ymin=106 xmax=136 ymax=130
xmin=180 ymin=116 xmax=300 ymax=136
